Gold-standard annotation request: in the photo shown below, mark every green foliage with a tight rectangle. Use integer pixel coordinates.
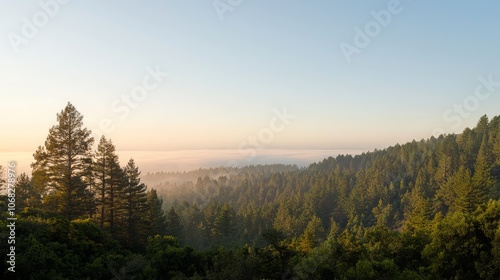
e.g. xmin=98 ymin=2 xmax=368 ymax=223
xmin=143 ymin=236 xmax=199 ymax=279
xmin=15 ymin=173 xmax=38 ymax=209
xmin=1 ymin=214 xmax=121 ymax=279
xmin=146 ymin=188 xmax=168 ymax=237
xmin=10 ymin=106 xmax=500 ymax=279
xmin=121 ymin=158 xmax=149 ymax=251
xmin=422 ymin=211 xmax=490 ymax=279
xmin=372 ymin=199 xmax=393 ymax=228
xmin=94 ymin=136 xmax=123 ymax=231
xmin=298 ymin=215 xmax=325 ymax=253
xmin=403 ymin=186 xmax=432 ymax=233
xmin=211 ymin=203 xmax=237 ymax=245
xmin=166 ymin=207 xmax=183 ymax=238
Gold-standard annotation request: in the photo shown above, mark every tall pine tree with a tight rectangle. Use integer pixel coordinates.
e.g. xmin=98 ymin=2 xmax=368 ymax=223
xmin=299 ymin=215 xmax=326 ymax=253
xmin=94 ymin=136 xmax=123 ymax=231
xmin=453 ymin=167 xmax=482 ymax=214
xmin=492 ymin=129 xmax=500 ymax=165
xmin=122 ymin=158 xmax=149 ymax=250
xmin=146 ymin=189 xmax=167 ymax=237
xmin=404 ymin=185 xmax=432 ymax=232
xmin=472 ymin=138 xmax=494 ymax=201
xmin=15 ymin=173 xmax=38 ymax=209
xmin=31 ymin=103 xmax=94 ymax=219
xmin=166 ymin=207 xmax=183 ymax=239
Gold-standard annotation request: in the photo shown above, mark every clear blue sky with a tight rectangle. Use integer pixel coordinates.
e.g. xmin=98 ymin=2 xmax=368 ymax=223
xmin=1 ymin=0 xmax=500 ymax=155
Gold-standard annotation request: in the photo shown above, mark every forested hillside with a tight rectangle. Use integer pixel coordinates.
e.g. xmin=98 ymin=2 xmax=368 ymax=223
xmin=150 ymin=115 xmax=500 ymax=249
xmin=2 ymin=103 xmax=500 ymax=279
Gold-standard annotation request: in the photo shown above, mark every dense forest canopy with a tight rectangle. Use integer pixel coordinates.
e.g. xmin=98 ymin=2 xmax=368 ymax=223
xmin=2 ymin=103 xmax=500 ymax=279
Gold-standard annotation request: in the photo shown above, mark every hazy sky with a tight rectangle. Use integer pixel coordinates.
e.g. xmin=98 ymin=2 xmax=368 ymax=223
xmin=1 ymin=1 xmax=500 ymax=159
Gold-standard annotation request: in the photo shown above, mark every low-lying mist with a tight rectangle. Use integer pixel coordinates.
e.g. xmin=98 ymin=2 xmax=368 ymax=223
xmin=0 ymin=149 xmax=363 ymax=177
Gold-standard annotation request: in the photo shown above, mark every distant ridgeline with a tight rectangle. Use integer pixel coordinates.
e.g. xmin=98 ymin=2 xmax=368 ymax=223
xmin=2 ymin=104 xmax=500 ymax=279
